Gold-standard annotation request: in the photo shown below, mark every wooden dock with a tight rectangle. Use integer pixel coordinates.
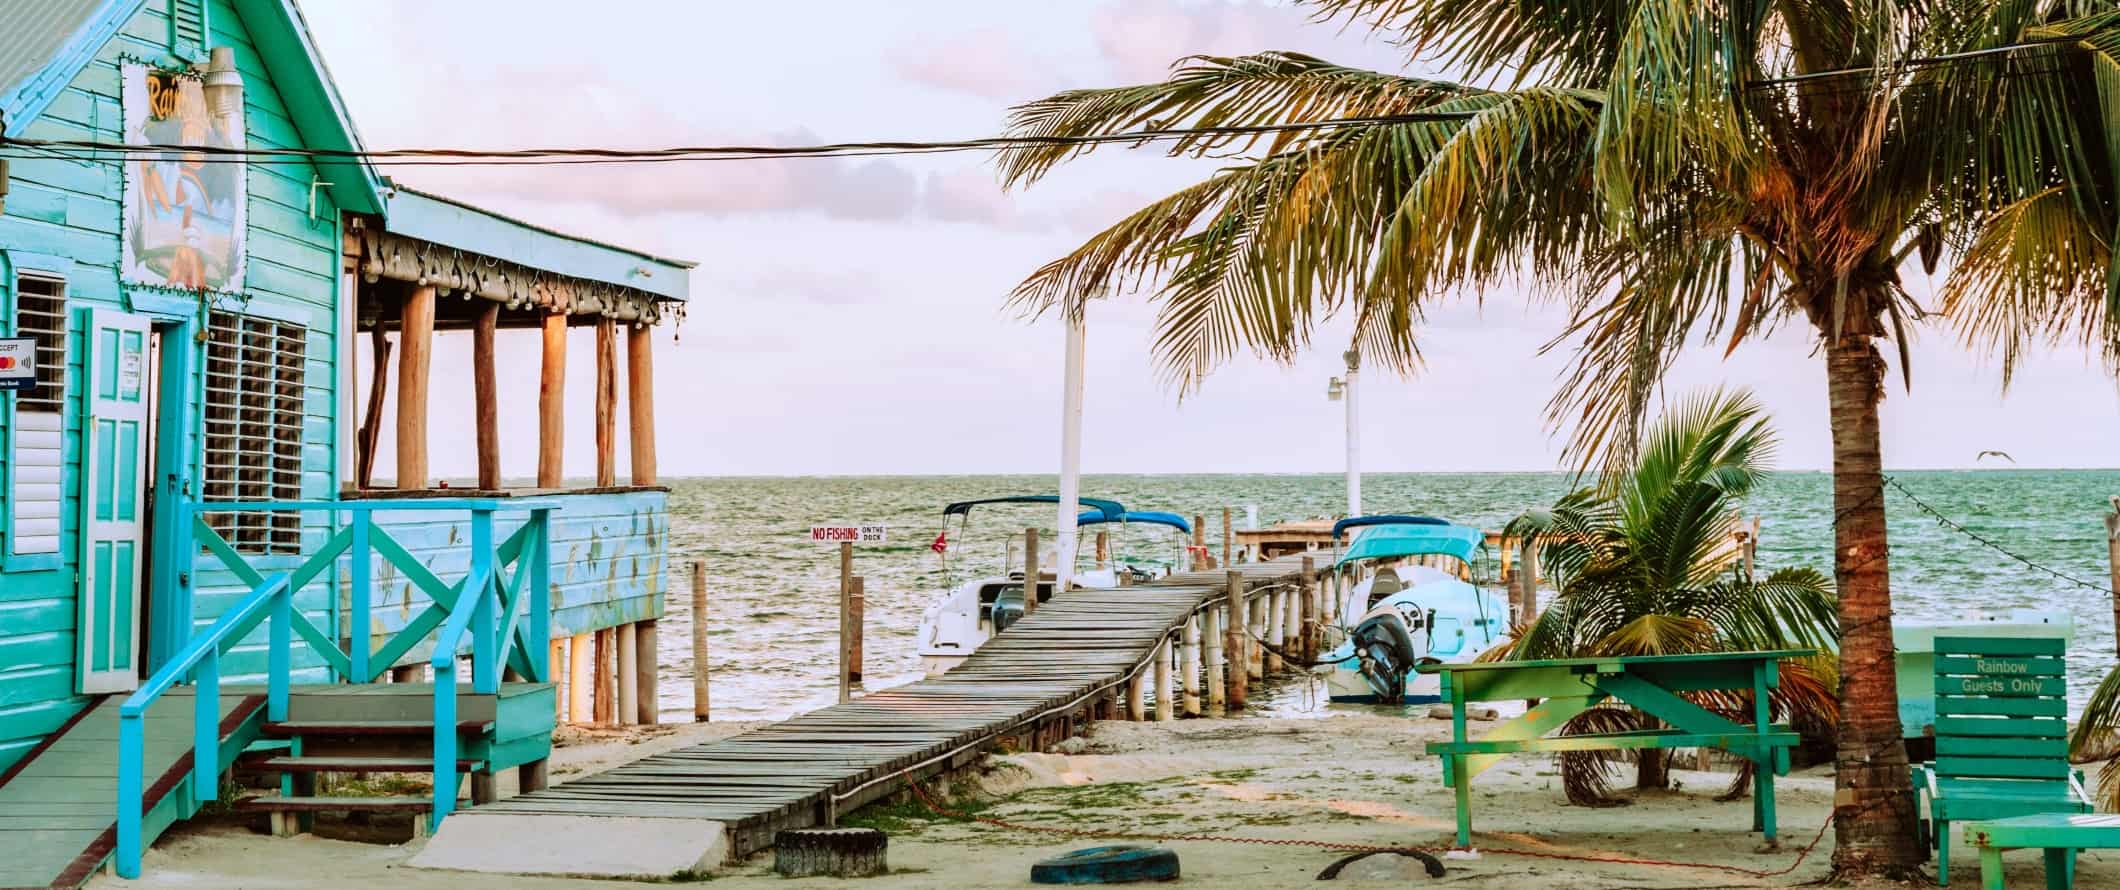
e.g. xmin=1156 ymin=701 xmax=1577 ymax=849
xmin=425 ymin=554 xmax=1327 ymax=869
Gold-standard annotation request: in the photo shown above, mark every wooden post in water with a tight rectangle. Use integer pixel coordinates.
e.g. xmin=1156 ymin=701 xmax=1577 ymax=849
xmin=396 ymin=285 xmax=434 ymax=489
xmin=594 ymin=319 xmax=618 ymax=487
xmin=1225 ymin=571 xmax=1248 ymax=710
xmin=1095 ymin=531 xmax=1108 ymax=568
xmin=617 ymin=622 xmax=639 ymax=725
xmin=691 ymin=560 xmax=710 ymax=721
xmin=1238 ymin=589 xmax=1255 ymax=682
xmin=1300 ymin=557 xmax=1319 ymax=662
xmin=1262 ymin=589 xmax=1282 ymax=674
xmin=472 ymin=302 xmax=501 ymax=490
xmin=838 ymin=543 xmax=854 ymax=704
xmin=1154 ymin=637 xmax=1175 ymax=722
xmin=568 ymin=633 xmax=592 ymax=723
xmin=848 ymin=576 xmax=866 ymax=683
xmin=1513 ymin=535 xmax=1540 ymax=626
xmin=1022 ymin=528 xmax=1040 ymax=614
xmin=636 ymin=620 xmax=659 ymax=725
xmin=538 ymin=312 xmax=566 ymax=487
xmin=2106 ymin=497 xmax=2120 ymax=654
xmin=1126 ymin=663 xmax=1147 ymax=721
xmin=1222 ymin=507 xmax=1234 ymax=567
xmin=1203 ymin=606 xmax=1225 ymax=716
xmin=1191 ymin=516 xmax=1206 ymax=570
xmin=1181 ymin=614 xmax=1202 ymax=716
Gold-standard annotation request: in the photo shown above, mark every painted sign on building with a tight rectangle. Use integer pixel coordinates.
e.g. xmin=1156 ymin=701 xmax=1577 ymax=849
xmin=121 ymin=62 xmax=246 ymax=292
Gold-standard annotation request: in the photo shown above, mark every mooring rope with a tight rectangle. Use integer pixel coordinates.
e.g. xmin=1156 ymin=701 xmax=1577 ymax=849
xmin=908 ymin=781 xmax=1841 ymax=880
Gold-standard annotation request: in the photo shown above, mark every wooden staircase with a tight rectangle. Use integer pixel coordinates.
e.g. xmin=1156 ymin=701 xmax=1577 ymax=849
xmin=229 ymin=683 xmax=555 ymax=837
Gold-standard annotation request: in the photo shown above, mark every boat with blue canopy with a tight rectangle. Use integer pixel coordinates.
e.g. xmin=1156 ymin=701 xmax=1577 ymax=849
xmin=1314 ymin=515 xmax=1511 ymax=703
xmin=916 ymin=495 xmax=1194 ymax=676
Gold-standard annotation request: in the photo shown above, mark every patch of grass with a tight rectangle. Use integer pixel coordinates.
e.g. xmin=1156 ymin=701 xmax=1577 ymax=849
xmin=1205 ymin=768 xmax=1258 ymax=782
xmin=644 ymin=867 xmax=715 ymax=882
xmin=318 ymin=773 xmax=430 ymax=797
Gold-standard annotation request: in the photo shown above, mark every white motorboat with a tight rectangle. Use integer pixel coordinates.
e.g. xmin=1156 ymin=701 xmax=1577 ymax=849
xmin=1313 ymin=515 xmax=1512 ymax=703
xmin=916 ymin=495 xmax=1193 ymax=676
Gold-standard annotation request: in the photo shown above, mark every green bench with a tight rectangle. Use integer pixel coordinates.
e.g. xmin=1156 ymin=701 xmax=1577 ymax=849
xmin=1911 ymin=636 xmax=2090 ymax=885
xmin=1965 ymin=814 xmax=2120 ymax=889
xmin=1418 ymin=649 xmax=1812 ymax=849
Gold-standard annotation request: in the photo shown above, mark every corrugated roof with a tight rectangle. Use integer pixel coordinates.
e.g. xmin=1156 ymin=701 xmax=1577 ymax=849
xmin=0 ymin=0 xmax=115 ymax=130
xmin=384 ymin=184 xmax=694 ymax=301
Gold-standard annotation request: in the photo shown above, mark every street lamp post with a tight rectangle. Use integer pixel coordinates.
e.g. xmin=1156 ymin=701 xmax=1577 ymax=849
xmin=1327 ymin=350 xmax=1361 ymax=517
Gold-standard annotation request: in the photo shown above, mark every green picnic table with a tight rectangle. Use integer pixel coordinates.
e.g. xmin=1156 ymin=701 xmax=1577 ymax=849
xmin=1418 ymin=649 xmax=1813 ymax=849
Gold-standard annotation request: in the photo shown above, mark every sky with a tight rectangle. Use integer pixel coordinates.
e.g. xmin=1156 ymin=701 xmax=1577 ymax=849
xmin=301 ymin=0 xmax=2120 ymax=478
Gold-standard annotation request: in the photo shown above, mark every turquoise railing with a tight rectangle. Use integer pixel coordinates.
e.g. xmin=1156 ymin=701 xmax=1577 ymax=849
xmin=115 ymin=497 xmax=555 ymax=878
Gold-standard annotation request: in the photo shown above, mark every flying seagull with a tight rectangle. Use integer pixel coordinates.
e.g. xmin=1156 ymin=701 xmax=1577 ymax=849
xmin=1975 ymin=450 xmax=2015 ymax=463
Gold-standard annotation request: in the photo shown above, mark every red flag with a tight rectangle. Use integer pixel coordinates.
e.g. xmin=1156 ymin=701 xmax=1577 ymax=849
xmin=930 ymin=532 xmax=948 ymax=554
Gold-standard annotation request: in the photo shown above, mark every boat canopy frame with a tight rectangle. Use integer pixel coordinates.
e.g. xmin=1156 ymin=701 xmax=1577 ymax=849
xmin=1077 ymin=510 xmax=1192 ymax=534
xmin=1332 ymin=516 xmax=1485 ymax=569
xmin=943 ymin=495 xmax=1125 ymax=522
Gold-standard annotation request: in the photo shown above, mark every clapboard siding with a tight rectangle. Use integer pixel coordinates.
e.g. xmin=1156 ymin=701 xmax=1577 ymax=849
xmin=0 ymin=0 xmax=343 ymax=768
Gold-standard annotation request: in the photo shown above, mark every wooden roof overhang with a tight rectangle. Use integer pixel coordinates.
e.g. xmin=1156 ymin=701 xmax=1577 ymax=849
xmin=348 ymin=184 xmax=694 ymax=332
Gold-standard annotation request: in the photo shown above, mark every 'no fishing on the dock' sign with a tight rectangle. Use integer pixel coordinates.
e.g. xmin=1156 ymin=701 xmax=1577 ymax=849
xmin=811 ymin=525 xmax=887 ymax=544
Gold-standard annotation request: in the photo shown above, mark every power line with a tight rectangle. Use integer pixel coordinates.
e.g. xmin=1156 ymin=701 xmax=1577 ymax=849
xmin=0 ymin=41 xmax=2088 ymax=169
xmin=0 ymin=112 xmax=1475 ymax=167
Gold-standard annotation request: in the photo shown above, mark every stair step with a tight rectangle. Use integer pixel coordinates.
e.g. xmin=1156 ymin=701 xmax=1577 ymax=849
xmin=263 ymin=720 xmax=493 ymax=737
xmin=239 ymin=755 xmax=484 ymax=773
xmin=235 ymin=795 xmax=438 ymax=813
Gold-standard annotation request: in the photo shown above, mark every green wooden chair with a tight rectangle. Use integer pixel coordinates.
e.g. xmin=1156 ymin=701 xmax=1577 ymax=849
xmin=1910 ymin=635 xmax=2090 ymax=885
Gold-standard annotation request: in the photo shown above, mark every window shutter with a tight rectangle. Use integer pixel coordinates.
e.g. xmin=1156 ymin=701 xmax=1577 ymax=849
xmin=202 ymin=310 xmax=306 ymax=554
xmin=171 ymin=0 xmax=206 ymax=56
xmin=9 ymin=275 xmax=66 ymax=557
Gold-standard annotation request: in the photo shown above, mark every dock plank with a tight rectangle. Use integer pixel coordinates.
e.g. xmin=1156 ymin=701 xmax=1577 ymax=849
xmin=463 ymin=555 xmax=1325 ymax=862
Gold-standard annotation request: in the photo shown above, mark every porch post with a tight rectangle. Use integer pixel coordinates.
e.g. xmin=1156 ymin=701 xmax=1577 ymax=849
xmin=627 ymin=324 xmax=657 ymax=485
xmin=472 ymin=302 xmax=501 ymax=490
xmin=594 ymin=319 xmax=617 ymax=487
xmin=538 ymin=311 xmax=566 ymax=488
xmin=395 ymin=285 xmax=435 ymax=489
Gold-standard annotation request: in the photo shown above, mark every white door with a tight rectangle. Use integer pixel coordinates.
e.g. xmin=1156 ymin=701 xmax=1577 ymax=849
xmin=78 ymin=308 xmax=152 ymax=693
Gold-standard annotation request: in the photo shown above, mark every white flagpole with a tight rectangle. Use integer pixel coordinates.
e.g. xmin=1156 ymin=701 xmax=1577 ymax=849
xmin=1055 ymin=310 xmax=1087 ymax=591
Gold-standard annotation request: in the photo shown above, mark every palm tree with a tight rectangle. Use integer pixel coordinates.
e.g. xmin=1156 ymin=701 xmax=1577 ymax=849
xmin=993 ymin=3 xmax=2120 ymax=876
xmin=2070 ymin=666 xmax=2120 ymax=810
xmin=1496 ymin=388 xmax=1838 ymax=802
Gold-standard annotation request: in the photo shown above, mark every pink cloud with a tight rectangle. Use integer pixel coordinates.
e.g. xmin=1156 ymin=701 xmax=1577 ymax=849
xmin=1091 ymin=1 xmax=1411 ymax=83
xmin=890 ymin=28 xmax=1066 ymax=102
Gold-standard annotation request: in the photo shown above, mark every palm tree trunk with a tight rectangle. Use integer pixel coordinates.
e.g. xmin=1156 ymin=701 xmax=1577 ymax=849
xmin=1822 ymin=336 xmax=1923 ymax=878
xmin=1636 ymin=749 xmax=1669 ymax=790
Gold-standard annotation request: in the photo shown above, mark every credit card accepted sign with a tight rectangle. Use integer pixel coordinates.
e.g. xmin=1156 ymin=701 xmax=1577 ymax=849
xmin=0 ymin=338 xmax=34 ymax=391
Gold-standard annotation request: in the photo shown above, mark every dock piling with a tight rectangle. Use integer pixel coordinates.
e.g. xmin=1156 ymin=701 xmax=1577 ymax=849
xmin=1126 ymin=668 xmax=1147 ymax=721
xmin=1022 ymin=529 xmax=1039 ymax=614
xmin=1265 ymin=588 xmax=1285 ymax=674
xmin=691 ymin=561 xmax=709 ymax=722
xmin=1247 ymin=595 xmax=1265 ymax=681
xmin=617 ymin=622 xmax=639 ymax=725
xmin=595 ymin=628 xmax=617 ymax=724
xmin=1226 ymin=571 xmax=1249 ymax=709
xmin=637 ymin=619 xmax=659 ymax=725
xmin=838 ymin=541 xmax=855 ymax=704
xmin=1204 ymin=606 xmax=1226 ymax=716
xmin=1300 ymin=557 xmax=1319 ymax=662
xmin=567 ymin=634 xmax=592 ymax=723
xmin=850 ymin=577 xmax=866 ymax=682
xmin=1181 ymin=614 xmax=1202 ymax=716
xmin=1154 ymin=638 xmax=1175 ymax=722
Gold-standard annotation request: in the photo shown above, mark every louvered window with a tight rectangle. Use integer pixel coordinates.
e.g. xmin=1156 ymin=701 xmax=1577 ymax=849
xmin=170 ymin=0 xmax=206 ymax=55
xmin=8 ymin=274 xmax=66 ymax=557
xmin=202 ymin=310 xmax=305 ymax=554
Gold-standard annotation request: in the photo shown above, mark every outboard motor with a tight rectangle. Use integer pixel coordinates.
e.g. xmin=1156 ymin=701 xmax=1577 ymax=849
xmin=1349 ymin=606 xmax=1420 ymax=702
xmin=991 ymin=587 xmax=1027 ymax=634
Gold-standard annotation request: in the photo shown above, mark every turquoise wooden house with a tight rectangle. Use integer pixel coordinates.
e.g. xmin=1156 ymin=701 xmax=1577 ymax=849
xmin=0 ymin=1 xmax=691 ymax=884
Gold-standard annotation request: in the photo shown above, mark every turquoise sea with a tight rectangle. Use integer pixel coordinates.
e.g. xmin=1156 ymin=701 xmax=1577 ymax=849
xmin=650 ymin=470 xmax=2120 ymax=722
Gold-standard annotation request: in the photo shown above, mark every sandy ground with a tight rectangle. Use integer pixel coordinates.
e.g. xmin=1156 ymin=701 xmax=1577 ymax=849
xmin=92 ymin=713 xmax=2114 ymax=889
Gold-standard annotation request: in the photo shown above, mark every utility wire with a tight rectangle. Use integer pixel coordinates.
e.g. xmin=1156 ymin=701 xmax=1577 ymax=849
xmin=0 ymin=42 xmax=2089 ymax=169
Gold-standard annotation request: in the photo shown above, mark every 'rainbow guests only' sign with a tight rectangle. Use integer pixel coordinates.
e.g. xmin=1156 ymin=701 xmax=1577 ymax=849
xmin=811 ymin=525 xmax=887 ymax=545
xmin=0 ymin=338 xmax=34 ymax=391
